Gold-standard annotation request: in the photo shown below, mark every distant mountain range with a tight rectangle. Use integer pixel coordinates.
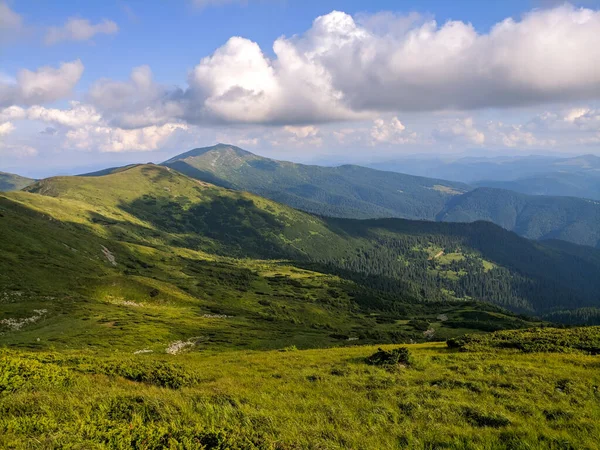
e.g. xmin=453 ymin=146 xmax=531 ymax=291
xmin=0 ymin=171 xmax=35 ymax=191
xmin=368 ymin=154 xmax=600 ymax=183
xmin=475 ymin=171 xmax=600 ymax=200
xmin=161 ymin=145 xmax=600 ymax=248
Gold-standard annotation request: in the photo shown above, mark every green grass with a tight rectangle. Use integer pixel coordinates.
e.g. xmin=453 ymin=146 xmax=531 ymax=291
xmin=1 ymin=165 xmax=600 ymax=448
xmin=1 ymin=338 xmax=599 ymax=449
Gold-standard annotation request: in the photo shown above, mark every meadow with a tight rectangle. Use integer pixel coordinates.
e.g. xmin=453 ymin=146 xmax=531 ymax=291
xmin=1 ymin=330 xmax=599 ymax=449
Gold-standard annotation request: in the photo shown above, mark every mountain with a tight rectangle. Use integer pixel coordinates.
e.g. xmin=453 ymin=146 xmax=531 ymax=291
xmin=0 ymin=171 xmax=35 ymax=191
xmin=369 ymin=154 xmax=600 ymax=183
xmin=1 ymin=163 xmax=548 ymax=353
xmin=3 ymin=163 xmax=600 ymax=448
xmin=2 ymin=164 xmax=600 ymax=327
xmin=162 ymin=144 xmax=471 ymax=220
xmin=476 ymin=171 xmax=600 ymax=200
xmin=437 ymin=187 xmax=600 ymax=247
xmin=161 ymin=145 xmax=600 ymax=249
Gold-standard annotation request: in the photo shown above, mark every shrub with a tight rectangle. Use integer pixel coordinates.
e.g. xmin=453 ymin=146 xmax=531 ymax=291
xmin=95 ymin=360 xmax=197 ymax=389
xmin=0 ymin=356 xmax=72 ymax=393
xmin=365 ymin=347 xmax=412 ymax=367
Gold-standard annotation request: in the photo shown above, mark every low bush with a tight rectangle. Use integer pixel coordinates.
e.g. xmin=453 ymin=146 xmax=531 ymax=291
xmin=91 ymin=360 xmax=198 ymax=389
xmin=447 ymin=326 xmax=600 ymax=354
xmin=0 ymin=355 xmax=72 ymax=393
xmin=365 ymin=347 xmax=412 ymax=367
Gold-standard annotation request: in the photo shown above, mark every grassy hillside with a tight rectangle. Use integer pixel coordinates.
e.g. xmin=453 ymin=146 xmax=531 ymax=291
xmin=0 ymin=171 xmax=35 ymax=191
xmin=1 ymin=165 xmax=543 ymax=352
xmin=437 ymin=187 xmax=600 ymax=248
xmin=162 ymin=144 xmax=471 ymax=220
xmin=3 ymin=164 xmax=600 ymax=321
xmin=1 ymin=331 xmax=599 ymax=448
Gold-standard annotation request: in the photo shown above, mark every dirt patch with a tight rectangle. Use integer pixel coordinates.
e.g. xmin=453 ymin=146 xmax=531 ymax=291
xmin=101 ymin=246 xmax=117 ymax=266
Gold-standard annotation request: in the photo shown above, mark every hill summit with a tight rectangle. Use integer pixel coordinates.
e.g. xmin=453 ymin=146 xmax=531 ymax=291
xmin=162 ymin=144 xmax=470 ymax=220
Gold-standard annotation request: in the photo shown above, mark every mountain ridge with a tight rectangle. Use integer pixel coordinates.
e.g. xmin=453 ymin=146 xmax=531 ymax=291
xmin=0 ymin=171 xmax=36 ymax=192
xmin=161 ymin=144 xmax=471 ymax=221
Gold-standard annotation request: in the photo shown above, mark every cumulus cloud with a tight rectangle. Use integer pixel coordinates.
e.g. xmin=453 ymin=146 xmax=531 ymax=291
xmin=65 ymin=123 xmax=187 ymax=152
xmin=26 ymin=102 xmax=103 ymax=128
xmin=297 ymin=6 xmax=600 ymax=112
xmin=433 ymin=118 xmax=486 ymax=145
xmin=491 ymin=121 xmax=557 ymax=148
xmin=0 ymin=60 xmax=84 ymax=107
xmin=89 ymin=66 xmax=185 ymax=128
xmin=0 ymin=121 xmax=15 ymax=136
xmin=370 ymin=117 xmax=418 ymax=144
xmin=85 ymin=4 xmax=600 ymax=128
xmin=185 ymin=35 xmax=366 ymax=124
xmin=45 ymin=18 xmax=118 ymax=45
xmin=0 ymin=101 xmax=187 ymax=153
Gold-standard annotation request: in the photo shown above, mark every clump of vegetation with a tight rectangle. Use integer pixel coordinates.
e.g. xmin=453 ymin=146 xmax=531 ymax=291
xmin=447 ymin=326 xmax=600 ymax=354
xmin=0 ymin=355 xmax=71 ymax=393
xmin=365 ymin=347 xmax=412 ymax=367
xmin=92 ymin=360 xmax=198 ymax=389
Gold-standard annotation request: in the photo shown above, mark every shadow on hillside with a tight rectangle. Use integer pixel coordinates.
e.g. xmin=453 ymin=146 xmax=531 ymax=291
xmin=162 ymin=161 xmax=234 ymax=189
xmin=118 ymin=194 xmax=303 ymax=260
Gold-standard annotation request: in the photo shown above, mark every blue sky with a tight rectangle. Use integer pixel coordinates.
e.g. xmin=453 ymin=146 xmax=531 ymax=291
xmin=2 ymin=0 xmax=600 ymax=177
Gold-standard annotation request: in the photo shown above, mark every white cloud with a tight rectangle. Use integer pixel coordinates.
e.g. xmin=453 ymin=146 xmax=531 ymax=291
xmin=184 ymin=34 xmax=369 ymax=124
xmin=0 ymin=121 xmax=15 ymax=136
xmin=0 ymin=142 xmax=37 ymax=157
xmin=89 ymin=66 xmax=185 ymax=128
xmin=27 ymin=102 xmax=103 ymax=127
xmin=0 ymin=60 xmax=84 ymax=107
xmin=433 ymin=118 xmax=486 ymax=145
xmin=370 ymin=117 xmax=418 ymax=144
xmin=45 ymin=18 xmax=118 ymax=45
xmin=0 ymin=101 xmax=187 ymax=153
xmin=299 ymin=6 xmax=600 ymax=112
xmin=284 ymin=125 xmax=319 ymax=139
xmin=65 ymin=123 xmax=187 ymax=152
xmin=87 ymin=4 xmax=600 ymax=128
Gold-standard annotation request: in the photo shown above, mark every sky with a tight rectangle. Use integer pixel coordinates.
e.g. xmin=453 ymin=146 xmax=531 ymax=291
xmin=1 ymin=0 xmax=600 ymax=177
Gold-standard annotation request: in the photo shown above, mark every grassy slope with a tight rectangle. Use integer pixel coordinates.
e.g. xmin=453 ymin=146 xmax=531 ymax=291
xmin=1 ymin=166 xmax=536 ymax=352
xmin=438 ymin=187 xmax=600 ymax=248
xmin=5 ymin=164 xmax=600 ymax=316
xmin=0 ymin=171 xmax=35 ymax=191
xmin=1 ymin=337 xmax=599 ymax=449
xmin=162 ymin=144 xmax=471 ymax=220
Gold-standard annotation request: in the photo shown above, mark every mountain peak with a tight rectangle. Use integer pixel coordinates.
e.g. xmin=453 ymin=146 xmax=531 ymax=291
xmin=163 ymin=143 xmax=253 ymax=164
